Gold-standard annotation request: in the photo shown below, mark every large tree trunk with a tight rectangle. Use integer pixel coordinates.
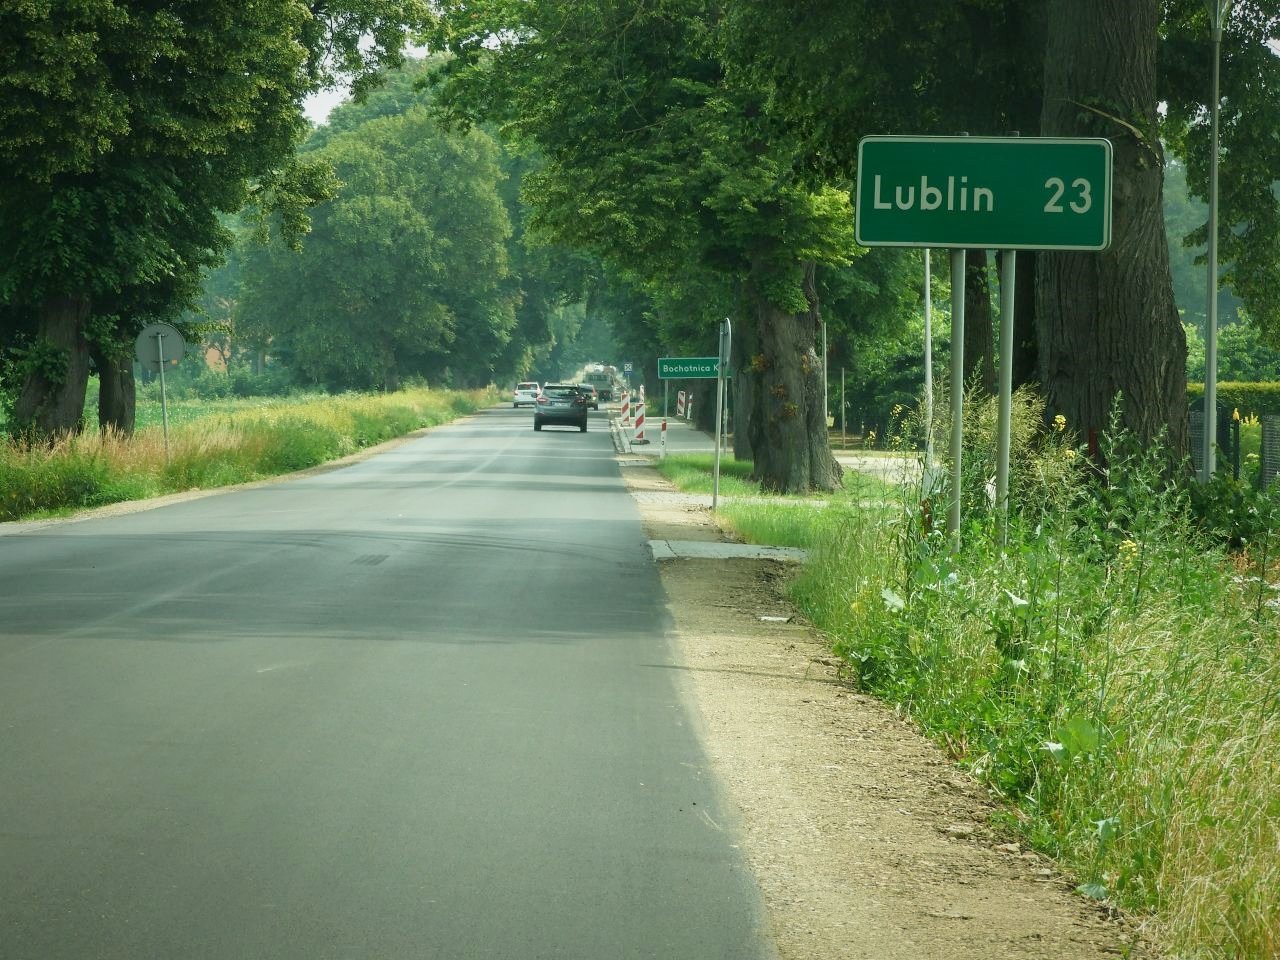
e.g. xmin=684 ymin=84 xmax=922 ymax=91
xmin=731 ymin=313 xmax=758 ymax=462
xmin=1007 ymin=249 xmax=1039 ymax=389
xmin=964 ymin=249 xmax=996 ymax=394
xmin=91 ymin=340 xmax=136 ymax=435
xmin=12 ymin=294 xmax=92 ymax=437
xmin=1037 ymin=0 xmax=1186 ymax=456
xmin=745 ymin=262 xmax=841 ymax=493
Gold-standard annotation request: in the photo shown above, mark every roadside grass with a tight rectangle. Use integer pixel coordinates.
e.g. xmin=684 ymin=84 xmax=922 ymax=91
xmin=0 ymin=387 xmax=498 ymax=522
xmin=654 ymin=452 xmax=895 ymax=501
xmin=658 ymin=407 xmax=1280 ymax=958
xmin=654 ymin=453 xmax=758 ymax=497
xmin=652 ymin=453 xmax=896 ymax=549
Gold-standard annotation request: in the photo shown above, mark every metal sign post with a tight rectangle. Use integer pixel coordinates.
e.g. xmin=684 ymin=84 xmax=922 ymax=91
xmin=156 ymin=333 xmax=171 ymax=458
xmin=1203 ymin=0 xmax=1233 ymax=481
xmin=923 ymin=249 xmax=935 ymax=472
xmin=949 ymin=251 xmax=966 ymax=549
xmin=134 ymin=322 xmax=186 ymax=463
xmin=712 ymin=318 xmax=731 ymax=512
xmin=996 ymin=252 xmax=1017 ymax=540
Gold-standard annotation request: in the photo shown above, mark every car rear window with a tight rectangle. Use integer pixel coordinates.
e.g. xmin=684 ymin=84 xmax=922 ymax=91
xmin=544 ymin=386 xmax=578 ymax=398
xmin=517 ymin=382 xmax=538 ymax=390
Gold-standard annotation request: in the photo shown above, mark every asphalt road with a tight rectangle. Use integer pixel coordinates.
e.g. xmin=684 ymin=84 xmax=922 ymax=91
xmin=0 ymin=406 xmax=775 ymax=960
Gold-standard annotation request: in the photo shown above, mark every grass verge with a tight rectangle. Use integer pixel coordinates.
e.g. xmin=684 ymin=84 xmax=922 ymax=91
xmin=656 ymin=430 xmax=1280 ymax=959
xmin=652 ymin=453 xmax=896 ymax=549
xmin=1 ymin=387 xmax=498 ymax=522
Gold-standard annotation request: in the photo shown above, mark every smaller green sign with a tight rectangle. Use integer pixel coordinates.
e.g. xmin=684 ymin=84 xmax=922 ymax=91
xmin=658 ymin=357 xmax=721 ymax=379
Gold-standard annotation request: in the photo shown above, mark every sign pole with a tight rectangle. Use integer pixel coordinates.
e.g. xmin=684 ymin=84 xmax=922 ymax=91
xmin=996 ymin=251 xmax=1016 ymax=540
xmin=1203 ymin=2 xmax=1231 ymax=481
xmin=712 ymin=318 xmax=731 ymax=511
xmin=154 ymin=331 xmax=171 ymax=464
xmin=948 ymin=250 xmax=966 ymax=549
xmin=821 ymin=316 xmax=828 ymax=432
xmin=923 ymin=249 xmax=934 ymax=472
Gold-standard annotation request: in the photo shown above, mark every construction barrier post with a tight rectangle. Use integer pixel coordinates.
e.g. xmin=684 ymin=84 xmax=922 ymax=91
xmin=633 ymin=388 xmax=649 ymax=444
xmin=621 ymin=390 xmax=631 ymax=426
xmin=676 ymin=390 xmax=686 ymax=418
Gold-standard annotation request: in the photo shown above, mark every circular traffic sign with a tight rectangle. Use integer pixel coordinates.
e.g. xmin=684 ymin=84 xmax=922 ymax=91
xmin=134 ymin=323 xmax=187 ymax=371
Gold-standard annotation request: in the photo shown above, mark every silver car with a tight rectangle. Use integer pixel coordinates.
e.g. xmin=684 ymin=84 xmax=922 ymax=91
xmin=533 ymin=383 xmax=589 ymax=432
xmin=512 ymin=381 xmax=540 ymax=407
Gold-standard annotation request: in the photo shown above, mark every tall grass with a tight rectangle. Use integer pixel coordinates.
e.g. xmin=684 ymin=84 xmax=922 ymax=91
xmin=660 ymin=399 xmax=1280 ymax=958
xmin=0 ymin=387 xmax=497 ymax=521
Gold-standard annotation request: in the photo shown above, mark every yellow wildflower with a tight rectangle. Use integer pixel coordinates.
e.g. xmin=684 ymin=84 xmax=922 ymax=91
xmin=1118 ymin=539 xmax=1141 ymax=567
xmin=1053 ymin=414 xmax=1067 ymax=432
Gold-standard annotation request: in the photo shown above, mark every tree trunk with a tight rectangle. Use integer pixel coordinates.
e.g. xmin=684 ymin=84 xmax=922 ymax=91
xmin=91 ymin=340 xmax=136 ymax=435
xmin=731 ymin=313 xmax=757 ymax=462
xmin=12 ymin=294 xmax=92 ymax=437
xmin=1037 ymin=0 xmax=1186 ymax=456
xmin=964 ymin=249 xmax=996 ymax=394
xmin=745 ymin=262 xmax=841 ymax=493
xmin=1007 ymin=249 xmax=1039 ymax=389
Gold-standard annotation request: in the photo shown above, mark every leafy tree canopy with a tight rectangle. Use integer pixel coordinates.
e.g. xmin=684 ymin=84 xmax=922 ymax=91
xmin=238 ymin=105 xmax=515 ymax=390
xmin=0 ymin=0 xmax=432 ymax=433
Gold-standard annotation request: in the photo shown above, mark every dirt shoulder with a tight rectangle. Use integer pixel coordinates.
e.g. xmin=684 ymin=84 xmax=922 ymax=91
xmin=623 ymin=461 xmax=1147 ymax=960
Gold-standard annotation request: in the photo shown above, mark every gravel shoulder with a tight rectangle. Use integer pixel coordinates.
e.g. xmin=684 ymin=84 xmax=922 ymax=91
xmin=623 ymin=461 xmax=1149 ymax=960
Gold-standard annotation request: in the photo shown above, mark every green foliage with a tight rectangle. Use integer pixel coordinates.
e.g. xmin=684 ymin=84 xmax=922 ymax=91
xmin=1165 ymin=159 xmax=1244 ymax=333
xmin=662 ymin=395 xmax=1280 ymax=954
xmin=238 ymin=103 xmax=516 ymax=391
xmin=1187 ymin=380 xmax=1280 ymax=416
xmin=0 ymin=0 xmax=432 ymax=432
xmin=796 ymin=403 xmax=1280 ymax=956
xmin=1184 ymin=317 xmax=1280 ymax=383
xmin=0 ymin=387 xmax=496 ymax=521
xmin=1162 ymin=3 xmax=1280 ymax=336
xmin=432 ymin=0 xmax=856 ymax=309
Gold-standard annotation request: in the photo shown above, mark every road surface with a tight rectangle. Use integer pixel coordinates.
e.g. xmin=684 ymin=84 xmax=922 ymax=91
xmin=0 ymin=406 xmax=775 ymax=960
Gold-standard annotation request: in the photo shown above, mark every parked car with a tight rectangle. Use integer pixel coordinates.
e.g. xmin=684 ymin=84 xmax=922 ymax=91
xmin=575 ymin=383 xmax=600 ymax=410
xmin=534 ymin=383 xmax=589 ymax=432
xmin=513 ymin=381 xmax=540 ymax=407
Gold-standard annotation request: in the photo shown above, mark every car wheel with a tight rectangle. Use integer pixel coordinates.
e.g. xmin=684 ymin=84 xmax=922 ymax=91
xmin=534 ymin=420 xmax=542 ymax=431
xmin=579 ymin=421 xmax=587 ymax=432
xmin=513 ymin=402 xmax=518 ymax=407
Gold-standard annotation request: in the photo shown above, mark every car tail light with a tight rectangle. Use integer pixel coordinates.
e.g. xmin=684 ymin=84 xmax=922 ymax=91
xmin=536 ymin=395 xmax=549 ymax=404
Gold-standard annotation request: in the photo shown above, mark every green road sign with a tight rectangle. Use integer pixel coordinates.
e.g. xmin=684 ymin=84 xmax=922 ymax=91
xmin=658 ymin=357 xmax=723 ymax=379
xmin=855 ymin=136 xmax=1112 ymax=250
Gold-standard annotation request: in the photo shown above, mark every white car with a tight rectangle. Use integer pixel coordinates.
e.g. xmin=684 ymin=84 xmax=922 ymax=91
xmin=513 ymin=381 xmax=540 ymax=407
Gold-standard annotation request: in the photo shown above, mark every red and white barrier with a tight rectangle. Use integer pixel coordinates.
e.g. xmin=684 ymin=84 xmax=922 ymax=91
xmin=676 ymin=390 xmax=686 ymax=418
xmin=632 ymin=388 xmax=648 ymax=444
xmin=620 ymin=390 xmax=631 ymax=425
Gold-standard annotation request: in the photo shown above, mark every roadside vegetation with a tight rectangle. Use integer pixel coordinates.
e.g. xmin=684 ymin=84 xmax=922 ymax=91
xmin=658 ymin=401 xmax=1280 ymax=959
xmin=655 ymin=453 xmax=897 ymax=509
xmin=0 ymin=386 xmax=497 ymax=522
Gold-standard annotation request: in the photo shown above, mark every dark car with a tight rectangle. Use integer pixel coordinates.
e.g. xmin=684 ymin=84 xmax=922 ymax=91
xmin=575 ymin=383 xmax=600 ymax=410
xmin=534 ymin=383 xmax=589 ymax=432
